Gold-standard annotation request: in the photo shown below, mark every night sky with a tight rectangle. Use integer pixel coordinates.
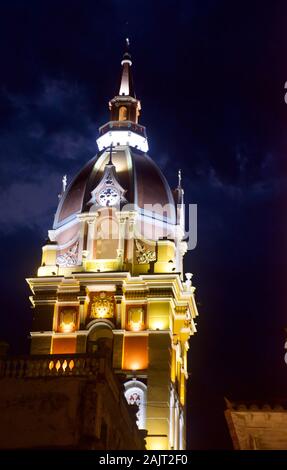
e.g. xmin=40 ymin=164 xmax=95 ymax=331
xmin=0 ymin=0 xmax=287 ymax=450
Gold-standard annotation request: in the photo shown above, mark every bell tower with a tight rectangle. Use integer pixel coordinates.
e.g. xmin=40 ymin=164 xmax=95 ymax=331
xmin=27 ymin=42 xmax=198 ymax=450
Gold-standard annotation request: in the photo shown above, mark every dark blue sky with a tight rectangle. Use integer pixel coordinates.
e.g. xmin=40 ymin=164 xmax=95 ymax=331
xmin=0 ymin=0 xmax=287 ymax=449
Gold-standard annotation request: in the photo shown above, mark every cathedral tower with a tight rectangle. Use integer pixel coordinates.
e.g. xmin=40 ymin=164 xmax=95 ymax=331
xmin=27 ymin=43 xmax=198 ymax=450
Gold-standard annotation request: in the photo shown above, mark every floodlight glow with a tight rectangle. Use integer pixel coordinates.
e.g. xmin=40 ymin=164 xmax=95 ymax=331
xmin=97 ymin=130 xmax=149 ymax=152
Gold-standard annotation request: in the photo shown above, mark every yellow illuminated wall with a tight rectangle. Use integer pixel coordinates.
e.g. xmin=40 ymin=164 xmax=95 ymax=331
xmin=148 ymin=302 xmax=169 ymax=330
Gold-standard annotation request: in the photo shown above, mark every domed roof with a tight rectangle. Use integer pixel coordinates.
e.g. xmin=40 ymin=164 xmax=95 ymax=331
xmin=54 ymin=147 xmax=176 ymax=229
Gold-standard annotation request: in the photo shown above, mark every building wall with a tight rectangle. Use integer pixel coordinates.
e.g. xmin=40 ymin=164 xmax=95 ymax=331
xmin=0 ymin=356 xmax=145 ymax=450
xmin=225 ymin=408 xmax=287 ymax=450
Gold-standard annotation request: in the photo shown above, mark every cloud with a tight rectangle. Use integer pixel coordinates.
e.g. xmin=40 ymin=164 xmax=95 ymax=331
xmin=0 ymin=171 xmax=60 ymax=233
xmin=0 ymin=79 xmax=99 ymax=232
xmin=189 ymin=144 xmax=281 ymax=204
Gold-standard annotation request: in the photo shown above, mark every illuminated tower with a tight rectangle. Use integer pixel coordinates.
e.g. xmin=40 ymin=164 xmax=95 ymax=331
xmin=27 ymin=42 xmax=198 ymax=450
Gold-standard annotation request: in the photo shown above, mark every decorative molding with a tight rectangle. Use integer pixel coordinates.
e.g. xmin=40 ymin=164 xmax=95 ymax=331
xmin=56 ymin=241 xmax=79 ymax=267
xmin=125 ymin=291 xmax=147 ymax=299
xmin=135 ymin=239 xmax=156 ymax=264
xmin=88 ymin=291 xmax=115 ymax=320
xmin=148 ymin=288 xmax=174 ymax=297
xmin=57 ymin=306 xmax=78 ymax=333
xmin=126 ymin=305 xmax=146 ymax=332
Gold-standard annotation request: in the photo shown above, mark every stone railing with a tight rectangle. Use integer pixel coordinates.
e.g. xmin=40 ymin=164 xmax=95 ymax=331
xmin=99 ymin=120 xmax=147 ymax=137
xmin=0 ymin=354 xmax=102 ymax=379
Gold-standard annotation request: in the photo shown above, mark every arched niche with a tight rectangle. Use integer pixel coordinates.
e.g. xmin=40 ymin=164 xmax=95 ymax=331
xmin=119 ymin=106 xmax=128 ymax=121
xmin=94 ymin=214 xmax=119 ymax=259
xmin=124 ymin=379 xmax=147 ymax=430
xmin=86 ymin=320 xmax=114 ymax=354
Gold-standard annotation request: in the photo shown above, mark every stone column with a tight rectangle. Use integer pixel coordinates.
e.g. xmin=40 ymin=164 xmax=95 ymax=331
xmin=176 ymin=240 xmax=187 ymax=280
xmin=76 ymin=214 xmax=87 ymax=264
xmin=146 ymin=331 xmax=171 ymax=451
xmin=127 ymin=211 xmax=137 ymax=268
xmin=86 ymin=214 xmax=98 ymax=260
xmin=116 ymin=211 xmax=127 ymax=270
xmin=174 ymin=397 xmax=179 ymax=450
xmin=169 ymin=385 xmax=175 ymax=449
xmin=77 ymin=295 xmax=87 ymax=328
xmin=114 ymin=291 xmax=123 ymax=328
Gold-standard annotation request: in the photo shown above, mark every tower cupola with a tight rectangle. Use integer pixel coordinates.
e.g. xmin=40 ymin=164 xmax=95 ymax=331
xmin=97 ymin=39 xmax=148 ymax=152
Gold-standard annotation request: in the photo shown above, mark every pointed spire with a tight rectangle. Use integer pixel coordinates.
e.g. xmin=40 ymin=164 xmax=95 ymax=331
xmin=97 ymin=41 xmax=148 ymax=152
xmin=119 ymin=38 xmax=135 ymax=97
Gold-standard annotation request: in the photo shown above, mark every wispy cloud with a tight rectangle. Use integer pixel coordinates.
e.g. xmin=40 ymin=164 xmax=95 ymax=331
xmin=0 ymin=172 xmax=60 ymax=233
xmin=0 ymin=79 xmax=99 ymax=232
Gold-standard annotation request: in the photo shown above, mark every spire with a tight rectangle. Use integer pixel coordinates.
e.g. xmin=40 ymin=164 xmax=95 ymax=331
xmin=96 ymin=41 xmax=148 ymax=152
xmin=119 ymin=38 xmax=135 ymax=97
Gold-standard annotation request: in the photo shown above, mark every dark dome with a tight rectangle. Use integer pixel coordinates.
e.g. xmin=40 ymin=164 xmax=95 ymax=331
xmin=54 ymin=148 xmax=176 ymax=229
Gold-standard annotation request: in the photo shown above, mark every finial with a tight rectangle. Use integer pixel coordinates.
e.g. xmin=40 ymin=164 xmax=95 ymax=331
xmin=122 ymin=37 xmax=132 ymax=65
xmin=58 ymin=174 xmax=67 ymax=199
xmin=178 ymin=169 xmax=182 ymax=188
xmin=62 ymin=174 xmax=67 ymax=192
xmin=185 ymin=272 xmax=193 ymax=290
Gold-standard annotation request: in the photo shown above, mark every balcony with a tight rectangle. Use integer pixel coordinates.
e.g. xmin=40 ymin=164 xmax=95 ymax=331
xmin=0 ymin=354 xmax=102 ymax=379
xmin=99 ymin=120 xmax=147 ymax=137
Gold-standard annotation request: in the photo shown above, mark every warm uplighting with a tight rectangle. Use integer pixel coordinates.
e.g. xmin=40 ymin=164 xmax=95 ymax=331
xmin=149 ymin=439 xmax=166 ymax=450
xmin=127 ymin=306 xmax=145 ymax=332
xmin=97 ymin=129 xmax=148 ymax=152
xmin=48 ymin=359 xmax=74 ymax=373
xmin=130 ymin=321 xmax=142 ymax=332
xmin=58 ymin=307 xmax=77 ymax=333
xmin=60 ymin=321 xmax=75 ymax=333
xmin=52 ymin=337 xmax=77 ymax=354
xmin=151 ymin=320 xmax=164 ymax=330
xmin=122 ymin=336 xmax=148 ymax=370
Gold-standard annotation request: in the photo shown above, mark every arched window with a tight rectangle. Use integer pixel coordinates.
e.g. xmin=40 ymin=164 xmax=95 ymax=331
xmin=124 ymin=380 xmax=147 ymax=430
xmin=119 ymin=106 xmax=128 ymax=121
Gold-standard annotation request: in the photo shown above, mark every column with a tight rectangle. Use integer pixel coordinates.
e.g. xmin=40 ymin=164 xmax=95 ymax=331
xmin=76 ymin=215 xmax=87 ymax=264
xmin=86 ymin=215 xmax=98 ymax=260
xmin=116 ymin=211 xmax=127 ymax=270
xmin=169 ymin=386 xmax=175 ymax=449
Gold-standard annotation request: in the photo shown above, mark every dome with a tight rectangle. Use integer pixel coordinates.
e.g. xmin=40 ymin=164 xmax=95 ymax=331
xmin=54 ymin=147 xmax=176 ymax=229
